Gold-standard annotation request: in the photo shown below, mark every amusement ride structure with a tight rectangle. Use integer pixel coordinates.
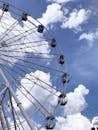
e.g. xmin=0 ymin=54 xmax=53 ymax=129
xmin=0 ymin=1 xmax=70 ymax=130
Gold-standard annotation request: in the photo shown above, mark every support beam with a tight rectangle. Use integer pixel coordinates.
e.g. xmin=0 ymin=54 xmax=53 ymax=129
xmin=0 ymin=68 xmax=35 ymax=130
xmin=2 ymin=105 xmax=11 ymax=130
xmin=0 ymin=99 xmax=7 ymax=130
xmin=9 ymin=90 xmax=17 ymax=130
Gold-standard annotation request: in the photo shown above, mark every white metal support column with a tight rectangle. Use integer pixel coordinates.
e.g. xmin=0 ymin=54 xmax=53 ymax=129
xmin=0 ymin=68 xmax=35 ymax=130
xmin=2 ymin=105 xmax=11 ymax=130
xmin=0 ymin=99 xmax=7 ymax=130
xmin=0 ymin=85 xmax=10 ymax=130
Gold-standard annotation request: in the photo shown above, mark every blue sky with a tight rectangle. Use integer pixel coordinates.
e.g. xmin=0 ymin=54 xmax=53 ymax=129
xmin=0 ymin=0 xmax=98 ymax=129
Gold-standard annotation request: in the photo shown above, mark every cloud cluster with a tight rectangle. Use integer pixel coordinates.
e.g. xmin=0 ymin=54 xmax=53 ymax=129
xmin=39 ymin=2 xmax=91 ymax=31
xmin=79 ymin=29 xmax=98 ymax=47
xmin=64 ymin=84 xmax=89 ymax=115
xmin=61 ymin=9 xmax=90 ymax=30
xmin=53 ymin=84 xmax=91 ymax=130
xmin=39 ymin=3 xmax=64 ymax=26
xmin=55 ymin=113 xmax=91 ymax=130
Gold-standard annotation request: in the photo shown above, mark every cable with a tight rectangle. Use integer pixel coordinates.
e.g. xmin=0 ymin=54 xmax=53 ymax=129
xmin=0 ymin=52 xmax=64 ymax=73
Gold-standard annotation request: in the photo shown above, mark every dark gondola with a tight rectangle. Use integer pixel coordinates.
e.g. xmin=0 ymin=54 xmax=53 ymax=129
xmin=21 ymin=13 xmax=28 ymax=21
xmin=62 ymin=73 xmax=69 ymax=84
xmin=58 ymin=93 xmax=68 ymax=106
xmin=37 ymin=25 xmax=44 ymax=33
xmin=45 ymin=115 xmax=56 ymax=129
xmin=58 ymin=55 xmax=65 ymax=64
xmin=91 ymin=127 xmax=95 ymax=130
xmin=2 ymin=4 xmax=9 ymax=12
xmin=50 ymin=38 xmax=56 ymax=48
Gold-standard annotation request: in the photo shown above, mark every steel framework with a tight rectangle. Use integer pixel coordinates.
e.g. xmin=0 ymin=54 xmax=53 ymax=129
xmin=0 ymin=1 xmax=69 ymax=130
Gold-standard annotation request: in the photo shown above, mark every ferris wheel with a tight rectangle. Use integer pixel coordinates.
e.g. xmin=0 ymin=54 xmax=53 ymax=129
xmin=0 ymin=1 xmax=69 ymax=130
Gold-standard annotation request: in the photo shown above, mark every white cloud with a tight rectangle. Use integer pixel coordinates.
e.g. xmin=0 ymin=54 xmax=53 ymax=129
xmin=39 ymin=3 xmax=91 ymax=32
xmin=79 ymin=29 xmax=98 ymax=46
xmin=92 ymin=116 xmax=98 ymax=126
xmin=55 ymin=113 xmax=91 ymax=130
xmin=47 ymin=0 xmax=74 ymax=4
xmin=61 ymin=9 xmax=90 ymax=30
xmin=64 ymin=84 xmax=89 ymax=115
xmin=79 ymin=32 xmax=96 ymax=41
xmin=39 ymin=3 xmax=64 ymax=26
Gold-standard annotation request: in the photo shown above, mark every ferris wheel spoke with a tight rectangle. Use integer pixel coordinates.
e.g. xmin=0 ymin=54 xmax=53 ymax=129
xmin=0 ymin=44 xmax=50 ymax=53
xmin=27 ymin=19 xmax=38 ymax=28
xmin=0 ymin=50 xmax=57 ymax=60
xmin=0 ymin=62 xmax=59 ymax=96
xmin=0 ymin=18 xmax=21 ymax=41
xmin=0 ymin=36 xmax=51 ymax=48
xmin=1 ymin=43 xmax=48 ymax=49
xmin=0 ymin=49 xmax=59 ymax=57
xmin=0 ymin=65 xmax=59 ymax=106
xmin=8 ymin=71 xmax=50 ymax=117
xmin=0 ymin=28 xmax=37 ymax=47
xmin=19 ymin=87 xmax=51 ymax=116
xmin=1 ymin=28 xmax=36 ymax=44
xmin=0 ymin=52 xmax=64 ymax=74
